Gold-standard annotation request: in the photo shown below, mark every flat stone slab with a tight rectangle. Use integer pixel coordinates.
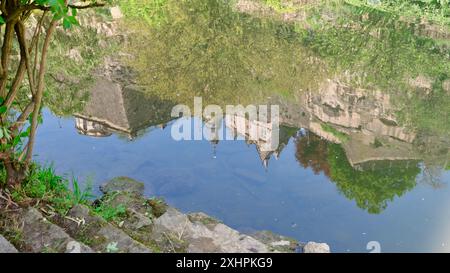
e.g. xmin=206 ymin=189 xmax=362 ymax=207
xmin=65 ymin=205 xmax=151 ymax=253
xmin=0 ymin=235 xmax=18 ymax=253
xmin=250 ymin=230 xmax=299 ymax=252
xmin=152 ymin=207 xmax=274 ymax=253
xmin=20 ymin=208 xmax=93 ymax=253
xmin=100 ymin=176 xmax=145 ymax=195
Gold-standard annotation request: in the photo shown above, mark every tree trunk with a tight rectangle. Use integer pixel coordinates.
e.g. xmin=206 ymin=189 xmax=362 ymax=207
xmin=3 ymin=159 xmax=26 ymax=189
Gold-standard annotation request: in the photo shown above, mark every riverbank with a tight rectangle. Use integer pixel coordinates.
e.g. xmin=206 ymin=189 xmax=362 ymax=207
xmin=1 ymin=1 xmax=448 ymax=253
xmin=0 ymin=175 xmax=330 ymax=253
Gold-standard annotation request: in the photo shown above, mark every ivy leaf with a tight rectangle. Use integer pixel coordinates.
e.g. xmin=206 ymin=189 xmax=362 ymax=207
xmin=0 ymin=105 xmax=7 ymax=114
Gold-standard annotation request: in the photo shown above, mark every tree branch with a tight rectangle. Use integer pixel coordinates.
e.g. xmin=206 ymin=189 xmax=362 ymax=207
xmin=0 ymin=21 xmax=16 ymax=98
xmin=25 ymin=18 xmax=59 ymax=164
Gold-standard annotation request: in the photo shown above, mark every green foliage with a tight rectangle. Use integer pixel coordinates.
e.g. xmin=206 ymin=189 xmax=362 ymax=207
xmin=122 ymin=0 xmax=326 ymax=107
xmin=301 ymin=10 xmax=450 ymax=88
xmin=0 ymin=0 xmax=82 ymax=28
xmin=394 ymin=75 xmax=450 ymax=137
xmin=4 ymin=164 xmax=94 ymax=214
xmin=94 ymin=203 xmax=127 ymax=221
xmin=300 ymin=3 xmax=450 ymax=139
xmin=115 ymin=0 xmax=169 ymax=26
xmin=261 ymin=0 xmax=296 ymax=12
xmin=321 ymin=123 xmax=350 ymax=142
xmin=344 ymin=0 xmax=450 ymax=26
xmin=44 ymin=17 xmax=118 ymax=116
xmin=327 ymin=144 xmax=420 ymax=214
xmin=373 ymin=138 xmax=383 ymax=148
xmin=93 ymin=192 xmax=127 ymax=221
xmin=147 ymin=197 xmax=167 ymax=217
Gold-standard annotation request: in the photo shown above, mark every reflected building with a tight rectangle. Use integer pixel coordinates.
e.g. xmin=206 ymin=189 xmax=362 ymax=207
xmin=75 ymin=72 xmax=447 ymax=172
xmin=225 ymin=112 xmax=295 ymax=168
xmin=74 ymin=76 xmax=177 ymax=139
xmin=75 ymin=118 xmax=113 ymax=137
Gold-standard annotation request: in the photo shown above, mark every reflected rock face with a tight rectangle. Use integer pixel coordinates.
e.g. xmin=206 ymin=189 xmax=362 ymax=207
xmin=293 ymin=79 xmax=427 ymax=167
xmin=305 ymin=79 xmax=416 ymax=143
xmin=75 ymin=65 xmax=446 ymax=173
xmin=276 ymin=76 xmax=447 ymax=170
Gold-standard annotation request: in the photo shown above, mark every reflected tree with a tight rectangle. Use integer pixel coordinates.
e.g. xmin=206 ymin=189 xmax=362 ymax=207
xmin=0 ymin=0 xmax=109 ymax=188
xmin=122 ymin=0 xmax=327 ymax=107
xmin=295 ymin=134 xmax=331 ymax=177
xmin=295 ymin=133 xmax=421 ymax=214
xmin=327 ymin=144 xmax=420 ymax=214
xmin=301 ymin=4 xmax=450 ymax=159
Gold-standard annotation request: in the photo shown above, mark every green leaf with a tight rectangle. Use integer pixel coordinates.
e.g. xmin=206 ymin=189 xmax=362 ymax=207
xmin=0 ymin=105 xmax=7 ymax=114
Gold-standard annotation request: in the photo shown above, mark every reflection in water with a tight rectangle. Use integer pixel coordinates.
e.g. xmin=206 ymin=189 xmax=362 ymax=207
xmin=74 ymin=76 xmax=176 ymax=140
xmin=71 ymin=76 xmax=446 ymax=215
xmin=295 ymin=133 xmax=420 ymax=214
xmin=39 ymin=0 xmax=449 ymax=252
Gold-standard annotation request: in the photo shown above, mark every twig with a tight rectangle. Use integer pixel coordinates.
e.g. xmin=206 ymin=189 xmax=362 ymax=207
xmin=178 ymin=218 xmax=189 ymax=240
xmin=163 ymin=232 xmax=177 ymax=253
xmin=0 ymin=190 xmax=19 ymax=209
xmin=64 ymin=216 xmax=86 ymax=227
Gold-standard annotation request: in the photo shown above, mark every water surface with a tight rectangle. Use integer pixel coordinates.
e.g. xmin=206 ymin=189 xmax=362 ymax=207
xmin=37 ymin=0 xmax=450 ymax=252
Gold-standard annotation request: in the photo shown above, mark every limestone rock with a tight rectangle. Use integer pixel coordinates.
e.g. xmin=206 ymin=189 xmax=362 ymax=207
xmin=64 ymin=205 xmax=151 ymax=253
xmin=303 ymin=242 xmax=331 ymax=253
xmin=123 ymin=208 xmax=153 ymax=230
xmin=151 ymin=207 xmax=272 ymax=253
xmin=250 ymin=230 xmax=299 ymax=252
xmin=100 ymin=176 xmax=145 ymax=195
xmin=20 ymin=208 xmax=93 ymax=253
xmin=0 ymin=235 xmax=18 ymax=253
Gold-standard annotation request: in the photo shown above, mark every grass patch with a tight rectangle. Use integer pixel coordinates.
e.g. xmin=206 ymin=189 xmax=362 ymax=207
xmin=43 ymin=9 xmax=119 ymax=117
xmin=0 ymin=214 xmax=25 ymax=250
xmin=344 ymin=0 xmax=450 ymax=26
xmin=373 ymin=138 xmax=383 ymax=148
xmin=1 ymin=164 xmax=94 ymax=215
xmin=114 ymin=0 xmax=168 ymax=26
xmin=94 ymin=202 xmax=127 ymax=222
xmin=321 ymin=123 xmax=350 ymax=142
xmin=261 ymin=0 xmax=296 ymax=12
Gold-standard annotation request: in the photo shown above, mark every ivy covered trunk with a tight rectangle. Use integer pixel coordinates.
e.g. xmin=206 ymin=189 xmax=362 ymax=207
xmin=3 ymin=157 xmax=26 ymax=188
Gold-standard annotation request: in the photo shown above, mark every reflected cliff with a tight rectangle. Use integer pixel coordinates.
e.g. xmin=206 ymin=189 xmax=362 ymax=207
xmin=54 ymin=0 xmax=449 ymax=215
xmin=34 ymin=0 xmax=450 ymax=252
xmin=69 ymin=69 xmax=448 ymax=214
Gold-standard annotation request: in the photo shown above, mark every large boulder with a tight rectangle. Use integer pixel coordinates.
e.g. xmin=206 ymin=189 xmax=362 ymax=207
xmin=151 ymin=207 xmax=275 ymax=253
xmin=250 ymin=230 xmax=299 ymax=252
xmin=100 ymin=176 xmax=145 ymax=195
